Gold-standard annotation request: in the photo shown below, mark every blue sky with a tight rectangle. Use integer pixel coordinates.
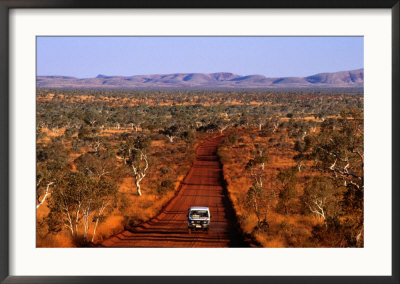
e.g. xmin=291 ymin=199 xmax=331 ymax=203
xmin=37 ymin=36 xmax=363 ymax=78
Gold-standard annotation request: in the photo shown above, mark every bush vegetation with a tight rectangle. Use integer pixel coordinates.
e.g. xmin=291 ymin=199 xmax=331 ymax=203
xmin=36 ymin=88 xmax=363 ymax=247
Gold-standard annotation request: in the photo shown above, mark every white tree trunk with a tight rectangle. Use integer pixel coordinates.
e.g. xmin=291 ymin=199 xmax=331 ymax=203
xmin=306 ymin=199 xmax=326 ymax=220
xmin=91 ymin=203 xmax=107 ymax=242
xmin=83 ymin=210 xmax=89 ymax=240
xmin=272 ymin=123 xmax=279 ymax=133
xmin=63 ymin=207 xmax=74 ymax=236
xmin=75 ymin=203 xmax=81 ymax=236
xmin=167 ymin=135 xmax=175 ymax=143
xmin=297 ymin=161 xmax=303 ymax=172
xmin=136 ymin=179 xmax=142 ymax=196
xmin=92 ymin=219 xmax=99 ymax=243
xmin=36 ymin=181 xmax=53 ymax=209
xmin=83 ymin=213 xmax=89 ymax=240
xmin=219 ymin=125 xmax=228 ymax=134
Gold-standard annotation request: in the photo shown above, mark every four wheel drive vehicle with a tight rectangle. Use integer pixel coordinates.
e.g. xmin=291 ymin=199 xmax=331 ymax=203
xmin=187 ymin=206 xmax=211 ymax=233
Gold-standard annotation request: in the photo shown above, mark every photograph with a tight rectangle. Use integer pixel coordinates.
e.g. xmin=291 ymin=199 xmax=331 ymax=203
xmin=36 ymin=36 xmax=364 ymax=248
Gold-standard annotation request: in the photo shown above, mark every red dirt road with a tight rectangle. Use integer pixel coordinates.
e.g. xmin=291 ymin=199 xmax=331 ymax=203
xmin=102 ymin=136 xmax=250 ymax=247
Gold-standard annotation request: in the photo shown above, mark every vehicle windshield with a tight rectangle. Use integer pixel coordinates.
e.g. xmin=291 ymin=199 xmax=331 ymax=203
xmin=189 ymin=210 xmax=209 ymax=218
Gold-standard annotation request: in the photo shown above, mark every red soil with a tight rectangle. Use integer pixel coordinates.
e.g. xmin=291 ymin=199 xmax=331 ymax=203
xmin=101 ymin=136 xmax=250 ymax=247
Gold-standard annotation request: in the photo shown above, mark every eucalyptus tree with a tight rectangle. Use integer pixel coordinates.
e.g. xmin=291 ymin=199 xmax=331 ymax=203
xmin=276 ymin=167 xmax=298 ymax=215
xmin=245 ymin=183 xmax=276 ymax=233
xmin=118 ymin=135 xmax=151 ymax=196
xmin=303 ymin=107 xmax=364 ymax=246
xmin=89 ymin=178 xmax=117 ymax=242
xmin=47 ymin=172 xmax=92 ymax=237
xmin=126 ymin=108 xmax=145 ymax=132
xmin=311 ymin=108 xmax=363 ymax=190
xmin=75 ymin=149 xmax=118 ymax=180
xmin=301 ymin=177 xmax=337 ymax=221
xmin=245 ymin=143 xmax=269 ymax=188
xmin=159 ymin=125 xmax=180 ymax=143
xmin=214 ymin=116 xmax=231 ymax=134
xmin=47 ymin=171 xmax=117 ymax=242
xmin=36 ymin=142 xmax=69 ymax=209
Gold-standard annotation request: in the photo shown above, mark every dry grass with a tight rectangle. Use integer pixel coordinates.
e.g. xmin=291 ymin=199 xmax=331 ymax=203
xmin=219 ymin=127 xmax=325 ymax=247
xmin=36 ymin=127 xmax=209 ymax=247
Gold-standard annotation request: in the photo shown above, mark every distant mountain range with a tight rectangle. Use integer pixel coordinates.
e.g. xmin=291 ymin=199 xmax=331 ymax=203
xmin=37 ymin=68 xmax=363 ymax=90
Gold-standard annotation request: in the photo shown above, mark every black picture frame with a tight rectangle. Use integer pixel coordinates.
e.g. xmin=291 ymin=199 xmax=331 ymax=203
xmin=0 ymin=1 xmax=398 ymax=284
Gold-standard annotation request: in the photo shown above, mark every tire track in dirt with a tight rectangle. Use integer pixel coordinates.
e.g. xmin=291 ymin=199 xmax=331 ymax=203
xmin=101 ymin=136 xmax=250 ymax=247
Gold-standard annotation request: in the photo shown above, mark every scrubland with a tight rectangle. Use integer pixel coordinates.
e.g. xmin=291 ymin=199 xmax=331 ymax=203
xmin=36 ymin=89 xmax=363 ymax=247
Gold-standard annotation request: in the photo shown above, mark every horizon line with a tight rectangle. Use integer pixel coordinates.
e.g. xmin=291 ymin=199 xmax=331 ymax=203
xmin=37 ymin=67 xmax=364 ymax=80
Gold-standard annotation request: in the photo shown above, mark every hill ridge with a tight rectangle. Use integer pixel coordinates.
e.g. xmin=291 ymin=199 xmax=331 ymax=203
xmin=37 ymin=68 xmax=364 ymax=89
